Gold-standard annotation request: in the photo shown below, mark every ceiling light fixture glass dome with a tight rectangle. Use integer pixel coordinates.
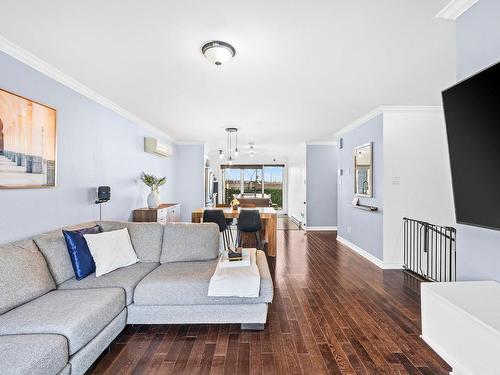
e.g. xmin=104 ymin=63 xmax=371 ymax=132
xmin=202 ymin=41 xmax=236 ymax=66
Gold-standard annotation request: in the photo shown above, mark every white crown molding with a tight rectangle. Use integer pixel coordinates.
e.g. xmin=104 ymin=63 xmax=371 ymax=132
xmin=306 ymin=141 xmax=338 ymax=146
xmin=381 ymin=105 xmax=442 ymax=113
xmin=0 ymin=35 xmax=176 ymax=143
xmin=334 ymin=105 xmax=443 ymax=138
xmin=337 ymin=236 xmax=402 ymax=270
xmin=176 ymin=141 xmax=206 ymax=146
xmin=334 ymin=107 xmax=384 ymax=138
xmin=436 ymin=0 xmax=479 ymax=20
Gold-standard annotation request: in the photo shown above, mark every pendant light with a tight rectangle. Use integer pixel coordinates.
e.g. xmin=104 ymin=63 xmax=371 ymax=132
xmin=220 ymin=128 xmax=239 ymax=164
xmin=249 ymin=143 xmax=255 ymax=158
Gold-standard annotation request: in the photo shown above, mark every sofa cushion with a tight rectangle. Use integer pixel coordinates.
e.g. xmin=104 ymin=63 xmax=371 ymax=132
xmin=34 ymin=222 xmax=97 ymax=285
xmin=84 ymin=228 xmax=139 ymax=277
xmin=69 ymin=309 xmax=126 ymax=375
xmin=0 ymin=240 xmax=56 ymax=315
xmin=134 ymin=250 xmax=273 ymax=305
xmin=160 ymin=223 xmax=219 ymax=263
xmin=58 ymin=262 xmax=158 ymax=305
xmin=98 ymin=221 xmax=164 ymax=262
xmin=62 ymin=225 xmax=101 ymax=280
xmin=0 ymin=288 xmax=125 ymax=355
xmin=0 ymin=334 xmax=68 ymax=375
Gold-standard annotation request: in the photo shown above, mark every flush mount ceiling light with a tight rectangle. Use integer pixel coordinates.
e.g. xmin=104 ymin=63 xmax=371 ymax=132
xmin=202 ymin=41 xmax=236 ymax=66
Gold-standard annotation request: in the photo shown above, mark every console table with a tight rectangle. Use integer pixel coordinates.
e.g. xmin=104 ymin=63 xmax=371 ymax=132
xmin=133 ymin=203 xmax=180 ymax=224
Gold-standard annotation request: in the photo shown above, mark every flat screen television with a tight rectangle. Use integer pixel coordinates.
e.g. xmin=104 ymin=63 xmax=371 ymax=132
xmin=442 ymin=60 xmax=500 ymax=230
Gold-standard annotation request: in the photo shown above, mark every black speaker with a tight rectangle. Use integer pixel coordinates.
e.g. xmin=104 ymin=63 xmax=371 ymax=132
xmin=96 ymin=186 xmax=111 ymax=203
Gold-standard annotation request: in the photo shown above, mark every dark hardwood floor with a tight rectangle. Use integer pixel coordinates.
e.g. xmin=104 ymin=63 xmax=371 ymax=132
xmin=91 ymin=230 xmax=451 ymax=375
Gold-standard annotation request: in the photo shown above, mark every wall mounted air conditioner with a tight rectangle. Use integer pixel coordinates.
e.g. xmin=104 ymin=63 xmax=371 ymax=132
xmin=144 ymin=137 xmax=172 ymax=157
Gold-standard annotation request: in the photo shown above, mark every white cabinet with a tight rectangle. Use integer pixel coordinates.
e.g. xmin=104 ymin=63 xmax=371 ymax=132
xmin=133 ymin=203 xmax=181 ymax=224
xmin=421 ymin=281 xmax=500 ymax=375
xmin=166 ymin=204 xmax=181 ymax=223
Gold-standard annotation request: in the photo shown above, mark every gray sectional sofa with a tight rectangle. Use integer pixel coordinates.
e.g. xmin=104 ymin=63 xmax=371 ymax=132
xmin=0 ymin=221 xmax=274 ymax=375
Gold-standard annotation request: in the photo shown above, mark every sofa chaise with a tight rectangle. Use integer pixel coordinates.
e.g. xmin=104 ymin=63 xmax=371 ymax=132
xmin=0 ymin=221 xmax=274 ymax=375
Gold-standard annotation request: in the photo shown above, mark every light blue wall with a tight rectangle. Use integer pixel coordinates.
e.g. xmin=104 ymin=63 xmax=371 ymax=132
xmin=455 ymin=0 xmax=500 ymax=281
xmin=337 ymin=115 xmax=383 ymax=260
xmin=176 ymin=144 xmax=205 ymax=222
xmin=306 ymin=144 xmax=337 ymax=227
xmin=0 ymin=51 xmax=178 ymax=244
xmin=457 ymin=0 xmax=500 ymax=80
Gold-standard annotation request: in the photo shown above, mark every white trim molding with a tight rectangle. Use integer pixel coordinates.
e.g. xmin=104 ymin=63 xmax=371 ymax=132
xmin=436 ymin=0 xmax=479 ymax=20
xmin=334 ymin=106 xmax=442 ymax=138
xmin=335 ymin=107 xmax=384 ymax=138
xmin=0 ymin=35 xmax=175 ymax=142
xmin=176 ymin=141 xmax=206 ymax=146
xmin=305 ymin=141 xmax=338 ymax=146
xmin=337 ymin=236 xmax=402 ymax=270
xmin=306 ymin=226 xmax=337 ymax=231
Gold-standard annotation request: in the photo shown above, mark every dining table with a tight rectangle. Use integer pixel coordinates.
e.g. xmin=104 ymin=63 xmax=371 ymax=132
xmin=191 ymin=207 xmax=278 ymax=257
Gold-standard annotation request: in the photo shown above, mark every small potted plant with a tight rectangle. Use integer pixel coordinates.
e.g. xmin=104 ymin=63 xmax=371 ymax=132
xmin=141 ymin=173 xmax=166 ymax=209
xmin=230 ymin=198 xmax=240 ymax=210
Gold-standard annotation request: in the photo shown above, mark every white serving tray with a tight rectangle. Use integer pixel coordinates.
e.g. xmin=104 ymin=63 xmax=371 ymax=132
xmin=218 ymin=248 xmax=253 ymax=268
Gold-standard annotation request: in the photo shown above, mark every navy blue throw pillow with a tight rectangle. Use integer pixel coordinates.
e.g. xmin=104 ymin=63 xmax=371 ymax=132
xmin=62 ymin=225 xmax=101 ymax=280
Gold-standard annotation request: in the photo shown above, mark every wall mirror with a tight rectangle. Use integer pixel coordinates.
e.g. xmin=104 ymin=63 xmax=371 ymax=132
xmin=354 ymin=142 xmax=373 ymax=197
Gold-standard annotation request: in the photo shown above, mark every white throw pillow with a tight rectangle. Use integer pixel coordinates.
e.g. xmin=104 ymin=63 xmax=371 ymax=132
xmin=84 ymin=228 xmax=138 ymax=277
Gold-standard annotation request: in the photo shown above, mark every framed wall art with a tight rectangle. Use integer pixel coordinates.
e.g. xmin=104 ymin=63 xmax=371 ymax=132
xmin=0 ymin=88 xmax=56 ymax=188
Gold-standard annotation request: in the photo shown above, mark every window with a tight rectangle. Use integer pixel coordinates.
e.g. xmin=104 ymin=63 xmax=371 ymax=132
xmin=263 ymin=166 xmax=283 ymax=209
xmin=222 ymin=167 xmax=242 ymax=204
xmin=243 ymin=168 xmax=263 ymax=195
xmin=221 ymin=164 xmax=284 ymax=209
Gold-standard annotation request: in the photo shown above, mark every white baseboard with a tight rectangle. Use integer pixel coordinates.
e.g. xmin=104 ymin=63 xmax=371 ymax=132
xmin=306 ymin=226 xmax=337 ymax=231
xmin=336 ymin=236 xmax=402 ymax=270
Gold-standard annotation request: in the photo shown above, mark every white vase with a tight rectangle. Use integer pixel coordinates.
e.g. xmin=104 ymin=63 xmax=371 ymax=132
xmin=147 ymin=190 xmax=160 ymax=209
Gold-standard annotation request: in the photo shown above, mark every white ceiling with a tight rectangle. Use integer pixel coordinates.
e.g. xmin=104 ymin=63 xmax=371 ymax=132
xmin=0 ymin=0 xmax=456 ymax=160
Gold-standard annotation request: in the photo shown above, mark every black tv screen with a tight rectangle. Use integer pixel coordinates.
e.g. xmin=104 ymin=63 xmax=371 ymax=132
xmin=442 ymin=61 xmax=500 ymax=230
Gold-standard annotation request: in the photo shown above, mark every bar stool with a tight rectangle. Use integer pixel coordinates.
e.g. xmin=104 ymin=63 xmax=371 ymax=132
xmin=203 ymin=209 xmax=234 ymax=251
xmin=236 ymin=209 xmax=262 ymax=250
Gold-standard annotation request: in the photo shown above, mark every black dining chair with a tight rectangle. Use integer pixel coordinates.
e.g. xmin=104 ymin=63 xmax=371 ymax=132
xmin=203 ymin=209 xmax=234 ymax=251
xmin=216 ymin=203 xmax=235 ymax=226
xmin=236 ymin=209 xmax=262 ymax=250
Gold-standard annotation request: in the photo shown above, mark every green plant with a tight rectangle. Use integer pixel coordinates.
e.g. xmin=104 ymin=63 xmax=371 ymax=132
xmin=141 ymin=173 xmax=166 ymax=192
xmin=264 ymin=188 xmax=283 ymax=209
xmin=225 ymin=187 xmax=240 ymax=204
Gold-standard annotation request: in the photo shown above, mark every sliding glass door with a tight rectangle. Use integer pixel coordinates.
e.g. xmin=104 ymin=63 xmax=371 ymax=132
xmin=221 ymin=165 xmax=284 ymax=210
xmin=263 ymin=166 xmax=283 ymax=210
xmin=222 ymin=167 xmax=242 ymax=204
xmin=243 ymin=168 xmax=263 ymax=195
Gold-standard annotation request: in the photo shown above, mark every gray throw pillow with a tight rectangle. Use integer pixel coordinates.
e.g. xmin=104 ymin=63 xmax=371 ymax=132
xmin=160 ymin=223 xmax=219 ymax=263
